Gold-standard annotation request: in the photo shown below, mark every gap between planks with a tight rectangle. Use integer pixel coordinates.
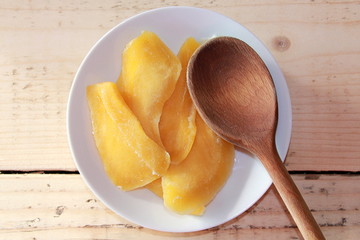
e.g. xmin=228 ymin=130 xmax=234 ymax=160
xmin=1 ymin=170 xmax=360 ymax=175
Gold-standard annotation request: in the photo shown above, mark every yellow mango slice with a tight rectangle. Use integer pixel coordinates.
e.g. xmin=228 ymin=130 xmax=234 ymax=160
xmin=146 ymin=176 xmax=203 ymax=215
xmin=145 ymin=178 xmax=163 ymax=198
xmin=162 ymin=115 xmax=234 ymax=215
xmin=117 ymin=31 xmax=181 ymax=146
xmin=159 ymin=38 xmax=200 ymax=164
xmin=86 ymin=82 xmax=170 ymax=191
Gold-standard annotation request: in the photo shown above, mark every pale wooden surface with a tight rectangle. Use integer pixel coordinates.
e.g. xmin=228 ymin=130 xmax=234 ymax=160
xmin=1 ymin=174 xmax=359 ymax=239
xmin=0 ymin=0 xmax=359 ymax=239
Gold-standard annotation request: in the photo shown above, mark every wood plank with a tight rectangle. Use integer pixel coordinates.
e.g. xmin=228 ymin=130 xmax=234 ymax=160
xmin=0 ymin=0 xmax=359 ymax=171
xmin=0 ymin=174 xmax=359 ymax=239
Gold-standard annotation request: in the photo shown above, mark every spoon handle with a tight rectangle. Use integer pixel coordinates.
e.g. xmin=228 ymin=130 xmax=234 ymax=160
xmin=257 ymin=144 xmax=325 ymax=240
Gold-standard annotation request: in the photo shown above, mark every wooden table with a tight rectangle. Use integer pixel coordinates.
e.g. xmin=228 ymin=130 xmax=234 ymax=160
xmin=1 ymin=1 xmax=359 ymax=239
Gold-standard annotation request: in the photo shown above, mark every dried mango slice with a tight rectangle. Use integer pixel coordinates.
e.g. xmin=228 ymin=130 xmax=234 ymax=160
xmin=162 ymin=114 xmax=234 ymax=215
xmin=159 ymin=38 xmax=200 ymax=164
xmin=145 ymin=178 xmax=163 ymax=198
xmin=86 ymin=82 xmax=170 ymax=191
xmin=117 ymin=31 xmax=181 ymax=146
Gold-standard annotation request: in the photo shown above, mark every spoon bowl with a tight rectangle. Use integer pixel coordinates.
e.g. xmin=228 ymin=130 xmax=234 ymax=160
xmin=187 ymin=37 xmax=277 ymax=150
xmin=187 ymin=36 xmax=325 ymax=240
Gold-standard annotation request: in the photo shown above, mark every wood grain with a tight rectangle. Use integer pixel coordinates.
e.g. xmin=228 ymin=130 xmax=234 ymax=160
xmin=0 ymin=174 xmax=359 ymax=239
xmin=1 ymin=0 xmax=359 ymax=171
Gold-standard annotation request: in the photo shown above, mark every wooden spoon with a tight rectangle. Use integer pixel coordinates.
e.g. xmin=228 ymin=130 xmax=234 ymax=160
xmin=187 ymin=36 xmax=325 ymax=240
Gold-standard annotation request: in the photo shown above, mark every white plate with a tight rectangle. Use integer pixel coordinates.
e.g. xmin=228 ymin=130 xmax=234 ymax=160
xmin=67 ymin=6 xmax=292 ymax=232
